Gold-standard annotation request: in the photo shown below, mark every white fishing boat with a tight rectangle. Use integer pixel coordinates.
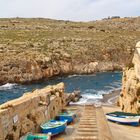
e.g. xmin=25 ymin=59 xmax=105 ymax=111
xmin=106 ymin=111 xmax=140 ymax=126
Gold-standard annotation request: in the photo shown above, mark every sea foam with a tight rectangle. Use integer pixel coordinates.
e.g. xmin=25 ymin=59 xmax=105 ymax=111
xmin=0 ymin=83 xmax=17 ymax=90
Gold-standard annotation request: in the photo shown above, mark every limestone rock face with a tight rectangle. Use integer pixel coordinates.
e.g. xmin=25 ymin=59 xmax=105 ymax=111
xmin=119 ymin=42 xmax=140 ymax=113
xmin=0 ymin=56 xmax=123 ymax=84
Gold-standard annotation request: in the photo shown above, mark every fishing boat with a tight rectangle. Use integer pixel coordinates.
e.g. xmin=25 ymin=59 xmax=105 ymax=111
xmin=56 ymin=111 xmax=76 ymax=123
xmin=20 ymin=133 xmax=51 ymax=140
xmin=106 ymin=111 xmax=140 ymax=126
xmin=41 ymin=120 xmax=67 ymax=135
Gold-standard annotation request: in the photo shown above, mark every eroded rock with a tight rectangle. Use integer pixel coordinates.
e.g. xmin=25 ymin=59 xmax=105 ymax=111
xmin=119 ymin=41 xmax=140 ymax=113
xmin=66 ymin=90 xmax=82 ymax=104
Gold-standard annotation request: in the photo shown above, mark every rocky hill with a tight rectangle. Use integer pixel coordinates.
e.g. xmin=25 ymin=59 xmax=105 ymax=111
xmin=0 ymin=17 xmax=140 ymax=84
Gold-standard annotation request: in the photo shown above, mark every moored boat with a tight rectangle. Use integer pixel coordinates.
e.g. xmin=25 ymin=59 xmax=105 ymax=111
xmin=56 ymin=111 xmax=76 ymax=123
xmin=20 ymin=133 xmax=51 ymax=140
xmin=41 ymin=120 xmax=67 ymax=135
xmin=106 ymin=111 xmax=140 ymax=126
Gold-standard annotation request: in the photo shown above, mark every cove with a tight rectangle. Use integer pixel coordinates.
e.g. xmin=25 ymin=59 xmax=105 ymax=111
xmin=0 ymin=71 xmax=122 ymax=104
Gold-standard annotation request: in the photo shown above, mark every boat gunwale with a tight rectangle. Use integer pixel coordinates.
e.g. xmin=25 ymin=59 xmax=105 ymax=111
xmin=41 ymin=120 xmax=67 ymax=129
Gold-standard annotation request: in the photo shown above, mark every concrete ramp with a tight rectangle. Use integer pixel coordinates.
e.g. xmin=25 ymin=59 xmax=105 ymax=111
xmin=73 ymin=105 xmax=113 ymax=140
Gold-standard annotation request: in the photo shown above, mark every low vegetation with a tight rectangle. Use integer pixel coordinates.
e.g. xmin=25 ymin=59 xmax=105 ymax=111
xmin=0 ymin=17 xmax=140 ymax=64
xmin=0 ymin=17 xmax=140 ymax=83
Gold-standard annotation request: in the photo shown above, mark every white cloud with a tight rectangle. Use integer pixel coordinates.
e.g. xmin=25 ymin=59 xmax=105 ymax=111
xmin=0 ymin=0 xmax=140 ymax=21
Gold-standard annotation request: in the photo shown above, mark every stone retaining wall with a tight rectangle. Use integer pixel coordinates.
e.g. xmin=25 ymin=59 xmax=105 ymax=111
xmin=0 ymin=82 xmax=66 ymax=140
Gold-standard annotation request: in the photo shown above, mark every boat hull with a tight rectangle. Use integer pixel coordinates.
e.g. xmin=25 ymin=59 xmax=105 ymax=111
xmin=20 ymin=133 xmax=51 ymax=140
xmin=58 ymin=116 xmax=73 ymax=123
xmin=41 ymin=120 xmax=67 ymax=135
xmin=106 ymin=114 xmax=140 ymax=126
xmin=57 ymin=111 xmax=76 ymax=123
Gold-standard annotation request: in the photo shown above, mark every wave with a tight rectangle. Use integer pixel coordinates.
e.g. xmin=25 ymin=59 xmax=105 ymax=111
xmin=0 ymin=83 xmax=17 ymax=90
xmin=107 ymin=95 xmax=119 ymax=104
xmin=83 ymin=89 xmax=110 ymax=95
xmin=70 ymin=93 xmax=103 ymax=105
xmin=68 ymin=74 xmax=78 ymax=78
xmin=110 ymin=82 xmax=121 ymax=87
xmin=70 ymin=90 xmax=104 ymax=105
xmin=68 ymin=74 xmax=96 ymax=78
xmin=70 ymin=87 xmax=122 ymax=105
xmin=105 ymin=86 xmax=116 ymax=90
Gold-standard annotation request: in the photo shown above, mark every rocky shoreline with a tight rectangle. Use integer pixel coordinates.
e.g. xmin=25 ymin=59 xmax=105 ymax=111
xmin=0 ymin=59 xmax=122 ymax=85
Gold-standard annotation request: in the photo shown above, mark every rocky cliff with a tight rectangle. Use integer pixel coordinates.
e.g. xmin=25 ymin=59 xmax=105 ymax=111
xmin=0 ymin=17 xmax=140 ymax=84
xmin=119 ymin=42 xmax=140 ymax=113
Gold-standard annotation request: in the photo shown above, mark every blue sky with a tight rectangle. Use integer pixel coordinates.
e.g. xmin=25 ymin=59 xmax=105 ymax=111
xmin=0 ymin=0 xmax=140 ymax=21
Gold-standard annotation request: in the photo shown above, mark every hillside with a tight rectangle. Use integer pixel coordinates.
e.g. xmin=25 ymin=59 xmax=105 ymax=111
xmin=0 ymin=17 xmax=140 ymax=84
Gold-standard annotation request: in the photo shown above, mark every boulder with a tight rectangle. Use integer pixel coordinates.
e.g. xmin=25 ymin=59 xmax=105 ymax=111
xmin=66 ymin=90 xmax=82 ymax=104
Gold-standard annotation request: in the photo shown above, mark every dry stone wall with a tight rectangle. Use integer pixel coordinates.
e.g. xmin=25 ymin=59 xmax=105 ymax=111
xmin=0 ymin=82 xmax=66 ymax=140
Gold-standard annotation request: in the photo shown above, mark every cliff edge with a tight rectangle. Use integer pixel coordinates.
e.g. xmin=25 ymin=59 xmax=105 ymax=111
xmin=119 ymin=42 xmax=140 ymax=113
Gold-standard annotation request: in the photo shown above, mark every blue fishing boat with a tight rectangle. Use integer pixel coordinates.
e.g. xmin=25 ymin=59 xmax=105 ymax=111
xmin=56 ymin=111 xmax=76 ymax=123
xmin=41 ymin=120 xmax=67 ymax=135
xmin=20 ymin=133 xmax=51 ymax=140
xmin=106 ymin=111 xmax=140 ymax=126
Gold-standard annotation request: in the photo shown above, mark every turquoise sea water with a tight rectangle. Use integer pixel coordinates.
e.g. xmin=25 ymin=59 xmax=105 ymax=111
xmin=0 ymin=72 xmax=122 ymax=104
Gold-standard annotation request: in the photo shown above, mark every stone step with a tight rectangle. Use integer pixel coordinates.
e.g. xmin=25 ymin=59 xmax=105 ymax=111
xmin=78 ymin=125 xmax=97 ymax=128
xmin=79 ymin=124 xmax=97 ymax=126
xmin=80 ymin=116 xmax=97 ymax=120
xmin=84 ymin=108 xmax=95 ymax=112
xmin=80 ymin=119 xmax=96 ymax=121
xmin=73 ymin=136 xmax=98 ymax=140
xmin=81 ymin=116 xmax=96 ymax=118
xmin=84 ymin=111 xmax=95 ymax=112
xmin=79 ymin=123 xmax=97 ymax=125
xmin=83 ymin=110 xmax=95 ymax=111
xmin=80 ymin=118 xmax=96 ymax=120
xmin=84 ymin=109 xmax=95 ymax=110
xmin=84 ymin=106 xmax=95 ymax=108
xmin=77 ymin=131 xmax=98 ymax=136
xmin=84 ymin=110 xmax=95 ymax=111
xmin=80 ymin=120 xmax=96 ymax=123
xmin=78 ymin=128 xmax=98 ymax=132
xmin=83 ymin=114 xmax=95 ymax=116
xmin=80 ymin=122 xmax=96 ymax=124
xmin=83 ymin=113 xmax=95 ymax=114
xmin=79 ymin=122 xmax=97 ymax=124
xmin=82 ymin=114 xmax=96 ymax=116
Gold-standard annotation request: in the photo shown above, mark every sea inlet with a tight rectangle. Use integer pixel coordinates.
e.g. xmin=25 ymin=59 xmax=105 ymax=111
xmin=0 ymin=71 xmax=122 ymax=104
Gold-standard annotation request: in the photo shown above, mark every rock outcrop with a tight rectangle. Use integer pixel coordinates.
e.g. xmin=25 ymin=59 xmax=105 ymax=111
xmin=0 ymin=57 xmax=122 ymax=84
xmin=66 ymin=90 xmax=82 ymax=104
xmin=119 ymin=42 xmax=140 ymax=113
